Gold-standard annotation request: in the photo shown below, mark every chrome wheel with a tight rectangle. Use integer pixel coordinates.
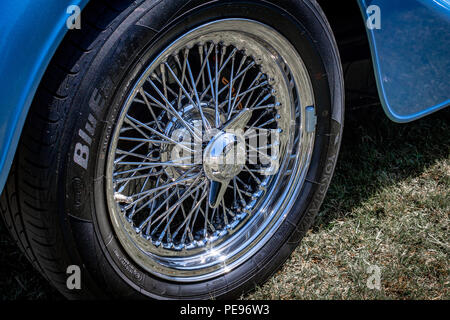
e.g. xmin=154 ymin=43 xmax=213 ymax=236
xmin=106 ymin=19 xmax=316 ymax=281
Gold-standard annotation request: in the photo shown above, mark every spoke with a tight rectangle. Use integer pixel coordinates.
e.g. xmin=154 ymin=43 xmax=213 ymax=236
xmin=138 ymin=88 xmax=164 ymax=132
xmin=246 ymin=110 xmax=270 ymax=132
xmin=153 ymin=71 xmax=179 ymax=99
xmin=164 ymin=62 xmax=209 ymax=136
xmin=221 ymin=48 xmax=238 ymax=71
xmin=210 ymin=207 xmax=218 ymax=227
xmin=191 ymin=44 xmax=214 ymax=97
xmin=120 ymin=121 xmax=156 ymax=134
xmin=155 ymin=201 xmax=183 ymax=242
xmin=242 ymin=72 xmax=264 ymax=109
xmin=127 ymin=173 xmax=155 ymax=220
xmin=218 ymin=81 xmax=269 ymax=109
xmin=240 ymin=72 xmax=263 ymax=109
xmin=188 ymin=187 xmax=215 ymax=235
xmin=221 ymin=199 xmax=229 ymax=226
xmin=123 ymin=169 xmax=199 ymax=208
xmin=176 ymin=187 xmax=194 ymax=242
xmin=175 ymin=182 xmax=210 ymax=242
xmin=172 ymin=188 xmax=200 ymax=243
xmin=132 ymin=175 xmax=202 ymax=225
xmin=249 ymin=92 xmax=273 ymax=110
xmin=204 ymin=44 xmax=216 ymax=100
xmin=228 ymin=182 xmax=254 ymax=198
xmin=247 ymin=143 xmax=273 ymax=161
xmin=233 ymin=178 xmax=237 ymax=206
xmin=115 ymin=147 xmax=157 ymax=192
xmin=125 ymin=115 xmax=195 ymax=153
xmin=214 ymin=44 xmax=220 ymax=127
xmin=115 ymin=168 xmax=187 ymax=184
xmin=174 ymin=52 xmax=189 ymax=109
xmin=227 ymin=54 xmax=236 ymax=117
xmin=138 ymin=185 xmax=181 ymax=233
xmin=231 ymin=103 xmax=278 ymax=114
xmin=115 ymin=148 xmax=159 ymax=162
xmin=227 ymin=56 xmax=249 ymax=119
xmin=233 ymin=178 xmax=245 ymax=204
xmin=257 ymin=117 xmax=277 ymax=128
xmin=186 ymin=57 xmax=210 ymax=130
xmin=244 ymin=165 xmax=262 ymax=184
xmin=145 ymin=80 xmax=199 ymax=140
xmin=145 ymin=177 xmax=161 ymax=228
xmin=188 ymin=187 xmax=209 ymax=238
xmin=211 ymin=62 xmax=257 ymax=100
xmin=148 ymin=186 xmax=182 ymax=236
xmin=200 ymin=206 xmax=216 ymax=234
xmin=235 ymin=176 xmax=253 ymax=193
xmin=149 ymin=180 xmax=207 ymax=234
xmin=203 ymin=195 xmax=211 ymax=237
xmin=114 ymin=165 xmax=161 ymax=177
xmin=225 ymin=206 xmax=236 ymax=218
xmin=122 ymin=118 xmax=153 ymax=141
xmin=115 ymin=142 xmax=147 ymax=165
xmin=160 ymin=64 xmax=170 ymax=106
xmin=219 ymin=45 xmax=227 ymax=68
xmin=115 ymin=158 xmax=195 ymax=169
xmin=198 ymin=45 xmax=206 ymax=91
xmin=118 ymin=136 xmax=193 ymax=147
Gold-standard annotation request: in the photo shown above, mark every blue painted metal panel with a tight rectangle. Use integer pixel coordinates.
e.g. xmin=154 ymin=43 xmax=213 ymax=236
xmin=0 ymin=0 xmax=89 ymax=192
xmin=359 ymin=0 xmax=450 ymax=122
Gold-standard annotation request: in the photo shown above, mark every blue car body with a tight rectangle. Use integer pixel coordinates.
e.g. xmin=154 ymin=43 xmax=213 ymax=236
xmin=0 ymin=0 xmax=449 ymax=193
xmin=360 ymin=0 xmax=450 ymax=121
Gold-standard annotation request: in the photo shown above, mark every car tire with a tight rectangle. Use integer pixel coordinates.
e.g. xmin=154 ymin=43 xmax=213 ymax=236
xmin=0 ymin=0 xmax=344 ymax=299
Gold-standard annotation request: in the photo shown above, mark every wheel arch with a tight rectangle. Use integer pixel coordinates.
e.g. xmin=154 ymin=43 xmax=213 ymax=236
xmin=319 ymin=0 xmax=450 ymax=123
xmin=0 ymin=0 xmax=90 ymax=193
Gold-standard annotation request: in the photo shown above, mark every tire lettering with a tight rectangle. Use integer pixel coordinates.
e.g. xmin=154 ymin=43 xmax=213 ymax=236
xmin=73 ymin=112 xmax=98 ymax=170
xmin=74 ymin=143 xmax=89 ymax=170
xmin=78 ymin=129 xmax=92 ymax=146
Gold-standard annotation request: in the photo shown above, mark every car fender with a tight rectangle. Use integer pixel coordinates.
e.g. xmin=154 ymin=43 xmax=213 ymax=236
xmin=359 ymin=0 xmax=450 ymax=122
xmin=0 ymin=0 xmax=89 ymax=192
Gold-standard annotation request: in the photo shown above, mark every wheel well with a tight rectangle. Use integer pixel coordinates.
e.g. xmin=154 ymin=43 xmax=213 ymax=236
xmin=317 ymin=0 xmax=379 ymax=110
xmin=317 ymin=0 xmax=371 ymax=63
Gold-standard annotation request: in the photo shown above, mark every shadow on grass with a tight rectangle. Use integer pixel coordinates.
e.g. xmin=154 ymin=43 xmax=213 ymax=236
xmin=0 ymin=105 xmax=449 ymax=300
xmin=316 ymin=106 xmax=450 ymax=229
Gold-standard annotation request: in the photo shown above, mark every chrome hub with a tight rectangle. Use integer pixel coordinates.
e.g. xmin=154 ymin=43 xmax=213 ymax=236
xmin=203 ymin=131 xmax=246 ymax=182
xmin=203 ymin=108 xmax=253 ymax=208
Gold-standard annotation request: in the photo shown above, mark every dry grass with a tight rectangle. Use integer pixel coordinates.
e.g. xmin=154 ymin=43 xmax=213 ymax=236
xmin=247 ymin=107 xmax=449 ymax=300
xmin=1 ymin=107 xmax=449 ymax=300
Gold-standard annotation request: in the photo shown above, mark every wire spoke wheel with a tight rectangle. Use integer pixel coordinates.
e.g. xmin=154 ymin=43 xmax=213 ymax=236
xmin=106 ymin=19 xmax=316 ymax=281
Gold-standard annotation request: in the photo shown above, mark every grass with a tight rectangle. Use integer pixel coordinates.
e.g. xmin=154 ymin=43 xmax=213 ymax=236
xmin=1 ymin=106 xmax=449 ymax=300
xmin=247 ymin=106 xmax=449 ymax=300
